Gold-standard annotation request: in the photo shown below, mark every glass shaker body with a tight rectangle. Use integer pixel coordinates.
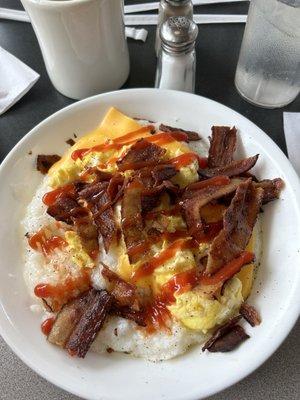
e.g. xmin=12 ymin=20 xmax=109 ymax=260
xmin=155 ymin=0 xmax=193 ymax=56
xmin=155 ymin=48 xmax=196 ymax=93
xmin=235 ymin=0 xmax=300 ymax=108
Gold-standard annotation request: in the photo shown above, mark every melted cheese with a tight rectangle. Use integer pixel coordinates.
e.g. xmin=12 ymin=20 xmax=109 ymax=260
xmin=48 ymin=107 xmax=196 ymax=188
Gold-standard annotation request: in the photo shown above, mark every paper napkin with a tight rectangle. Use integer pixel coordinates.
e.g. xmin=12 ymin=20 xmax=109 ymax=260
xmin=0 ymin=46 xmax=39 ymax=116
xmin=283 ymin=112 xmax=300 ymax=176
xmin=125 ymin=27 xmax=148 ymax=42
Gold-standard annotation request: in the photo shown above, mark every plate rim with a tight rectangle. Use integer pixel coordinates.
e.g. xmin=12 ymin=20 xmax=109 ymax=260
xmin=0 ymin=88 xmax=300 ymax=400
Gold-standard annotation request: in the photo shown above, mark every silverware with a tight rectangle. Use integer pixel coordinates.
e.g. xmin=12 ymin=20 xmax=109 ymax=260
xmin=124 ymin=13 xmax=247 ymax=25
xmin=124 ymin=0 xmax=248 ymax=14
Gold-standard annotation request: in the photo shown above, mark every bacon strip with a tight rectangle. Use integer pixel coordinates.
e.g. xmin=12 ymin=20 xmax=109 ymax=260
xmin=47 ymin=195 xmax=88 ymax=225
xmin=47 ymin=290 xmax=94 ymax=347
xmin=78 ymin=181 xmax=108 ymax=202
xmin=121 ymin=180 xmax=146 ymax=263
xmin=141 ymin=180 xmax=180 ymax=213
xmin=107 ymin=174 xmax=125 ymax=201
xmin=240 ymin=303 xmax=261 ymax=327
xmin=151 ymin=164 xmax=177 ymax=184
xmin=206 ymin=179 xmax=263 ymax=274
xmin=159 ymin=123 xmax=201 ymax=141
xmin=181 ymin=179 xmax=241 ymax=240
xmin=65 ymin=289 xmax=113 ymax=358
xmin=78 ymin=181 xmax=118 ymax=252
xmin=101 ymin=265 xmax=139 ymax=308
xmin=36 ymin=154 xmax=61 ymax=174
xmin=73 ymin=217 xmax=99 ymax=256
xmin=254 ymin=178 xmax=284 ymax=204
xmin=94 ymin=190 xmax=118 ymax=252
xmin=199 ymin=155 xmax=259 ymax=178
xmin=112 ymin=305 xmax=146 ymax=327
xmin=205 ymin=325 xmax=249 ymax=352
xmin=202 ymin=315 xmax=242 ymax=351
xmin=136 ymin=164 xmax=177 ymax=188
xmin=208 ymin=126 xmax=237 ymax=168
xmin=117 ymin=139 xmax=166 ymax=171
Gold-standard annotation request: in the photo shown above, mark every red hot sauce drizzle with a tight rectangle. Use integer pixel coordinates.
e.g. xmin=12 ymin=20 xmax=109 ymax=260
xmin=144 ymin=268 xmax=199 ymax=333
xmin=144 ymin=251 xmax=255 ymax=333
xmin=71 ymin=125 xmax=155 ymax=161
xmin=169 ymin=152 xmax=208 ymax=170
xmin=34 ymin=270 xmax=91 ymax=312
xmin=41 ymin=317 xmax=55 ymax=336
xmin=71 ymin=127 xmax=190 ymax=161
xmin=131 ymin=238 xmax=197 ymax=283
xmin=28 ymin=229 xmax=67 ymax=256
xmin=42 ymin=184 xmax=75 ymax=206
xmin=127 ymin=229 xmax=190 ymax=258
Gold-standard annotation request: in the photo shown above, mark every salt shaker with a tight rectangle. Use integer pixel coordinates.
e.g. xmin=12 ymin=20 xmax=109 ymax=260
xmin=155 ymin=0 xmax=193 ymax=55
xmin=155 ymin=16 xmax=198 ymax=93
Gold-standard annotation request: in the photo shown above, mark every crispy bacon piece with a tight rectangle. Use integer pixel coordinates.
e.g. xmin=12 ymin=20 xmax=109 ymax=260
xmin=159 ymin=123 xmax=201 ymax=141
xmin=101 ymin=265 xmax=145 ymax=326
xmin=152 ymin=164 xmax=177 ymax=184
xmin=101 ymin=265 xmax=138 ymax=308
xmin=121 ymin=179 xmax=146 ymax=263
xmin=141 ymin=180 xmax=180 ymax=213
xmin=65 ymin=289 xmax=113 ymax=358
xmin=136 ymin=164 xmax=177 ymax=188
xmin=181 ymin=179 xmax=241 ymax=240
xmin=199 ymin=155 xmax=259 ymax=178
xmin=82 ymin=169 xmax=113 ymax=183
xmin=206 ymin=179 xmax=264 ymax=274
xmin=206 ymin=325 xmax=249 ymax=352
xmin=93 ymin=190 xmax=118 ymax=252
xmin=47 ymin=290 xmax=94 ymax=347
xmin=73 ymin=216 xmax=98 ymax=256
xmin=208 ymin=126 xmax=237 ymax=168
xmin=240 ymin=303 xmax=261 ymax=327
xmin=66 ymin=138 xmax=76 ymax=146
xmin=254 ymin=178 xmax=284 ymax=204
xmin=47 ymin=195 xmax=88 ymax=225
xmin=36 ymin=154 xmax=61 ymax=174
xmin=78 ymin=181 xmax=108 ymax=202
xmin=117 ymin=139 xmax=166 ymax=171
xmin=112 ymin=305 xmax=146 ymax=327
xmin=202 ymin=315 xmax=242 ymax=351
xmin=78 ymin=181 xmax=118 ymax=252
xmin=107 ymin=174 xmax=125 ymax=201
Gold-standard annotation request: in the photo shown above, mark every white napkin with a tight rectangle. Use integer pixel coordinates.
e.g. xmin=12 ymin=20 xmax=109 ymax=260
xmin=283 ymin=112 xmax=300 ymax=176
xmin=0 ymin=46 xmax=39 ymax=116
xmin=125 ymin=27 xmax=148 ymax=42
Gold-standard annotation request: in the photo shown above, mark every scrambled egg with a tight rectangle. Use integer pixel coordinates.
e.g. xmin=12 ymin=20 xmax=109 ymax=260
xmin=153 ymin=245 xmax=196 ymax=292
xmin=65 ymin=231 xmax=94 ymax=269
xmin=46 ymin=107 xmax=256 ymax=335
xmin=169 ymin=278 xmax=243 ymax=333
xmin=172 ymin=161 xmax=199 ymax=188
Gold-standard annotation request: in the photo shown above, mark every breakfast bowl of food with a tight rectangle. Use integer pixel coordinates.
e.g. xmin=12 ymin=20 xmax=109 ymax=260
xmin=0 ymin=89 xmax=299 ymax=400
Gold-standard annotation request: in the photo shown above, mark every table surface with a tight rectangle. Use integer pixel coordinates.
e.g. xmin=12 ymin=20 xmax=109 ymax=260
xmin=0 ymin=0 xmax=299 ymax=399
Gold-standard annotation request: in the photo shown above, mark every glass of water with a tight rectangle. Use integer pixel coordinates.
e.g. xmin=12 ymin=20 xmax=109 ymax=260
xmin=235 ymin=0 xmax=300 ymax=108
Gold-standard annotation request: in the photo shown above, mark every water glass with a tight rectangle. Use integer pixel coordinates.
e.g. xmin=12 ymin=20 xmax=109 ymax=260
xmin=235 ymin=0 xmax=300 ymax=108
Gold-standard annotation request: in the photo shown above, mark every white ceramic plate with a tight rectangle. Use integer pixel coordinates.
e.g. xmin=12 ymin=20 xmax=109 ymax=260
xmin=0 ymin=89 xmax=299 ymax=400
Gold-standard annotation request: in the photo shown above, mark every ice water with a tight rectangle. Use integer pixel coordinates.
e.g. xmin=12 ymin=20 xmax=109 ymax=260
xmin=235 ymin=0 xmax=300 ymax=108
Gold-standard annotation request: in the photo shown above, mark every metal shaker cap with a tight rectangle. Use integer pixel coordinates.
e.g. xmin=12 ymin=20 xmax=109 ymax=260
xmin=165 ymin=0 xmax=191 ymax=5
xmin=160 ymin=16 xmax=198 ymax=53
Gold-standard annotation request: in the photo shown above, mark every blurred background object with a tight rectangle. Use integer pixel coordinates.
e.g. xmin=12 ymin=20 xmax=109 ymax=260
xmin=20 ymin=0 xmax=130 ymax=100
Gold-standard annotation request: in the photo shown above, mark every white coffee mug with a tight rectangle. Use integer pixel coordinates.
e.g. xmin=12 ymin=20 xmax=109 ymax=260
xmin=21 ymin=0 xmax=130 ymax=100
